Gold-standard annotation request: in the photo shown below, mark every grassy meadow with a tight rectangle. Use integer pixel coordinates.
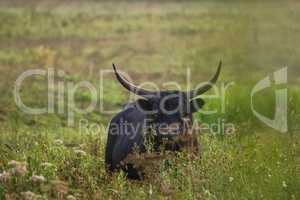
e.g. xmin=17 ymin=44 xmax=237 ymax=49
xmin=0 ymin=0 xmax=299 ymax=199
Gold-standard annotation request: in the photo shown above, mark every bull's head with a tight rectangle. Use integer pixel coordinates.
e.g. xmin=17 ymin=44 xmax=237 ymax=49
xmin=112 ymin=62 xmax=222 ymax=135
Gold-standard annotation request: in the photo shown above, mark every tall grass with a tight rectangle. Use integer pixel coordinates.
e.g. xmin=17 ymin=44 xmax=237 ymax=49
xmin=0 ymin=0 xmax=299 ymax=199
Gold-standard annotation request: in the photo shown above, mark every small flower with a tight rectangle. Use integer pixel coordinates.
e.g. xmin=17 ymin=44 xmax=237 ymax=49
xmin=282 ymin=181 xmax=287 ymax=188
xmin=31 ymin=175 xmax=46 ymax=184
xmin=203 ymin=189 xmax=212 ymax=196
xmin=268 ymin=174 xmax=271 ymax=178
xmin=51 ymin=180 xmax=69 ymax=196
xmin=229 ymin=177 xmax=234 ymax=182
xmin=67 ymin=195 xmax=77 ymax=200
xmin=8 ymin=161 xmax=27 ymax=177
xmin=5 ymin=193 xmax=18 ymax=200
xmin=0 ymin=171 xmax=12 ymax=183
xmin=53 ymin=139 xmax=63 ymax=146
xmin=149 ymin=185 xmax=153 ymax=195
xmin=276 ymin=161 xmax=280 ymax=165
xmin=73 ymin=149 xmax=87 ymax=156
xmin=40 ymin=162 xmax=54 ymax=168
xmin=8 ymin=160 xmax=19 ymax=168
xmin=21 ymin=191 xmax=37 ymax=200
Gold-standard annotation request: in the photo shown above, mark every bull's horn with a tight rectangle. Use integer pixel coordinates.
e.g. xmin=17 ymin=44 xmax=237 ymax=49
xmin=112 ymin=63 xmax=157 ymax=98
xmin=189 ymin=61 xmax=222 ymax=98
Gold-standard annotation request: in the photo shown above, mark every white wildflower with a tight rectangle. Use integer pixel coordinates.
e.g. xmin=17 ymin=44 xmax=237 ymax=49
xmin=74 ymin=149 xmax=87 ymax=156
xmin=0 ymin=171 xmax=12 ymax=183
xmin=276 ymin=161 xmax=280 ymax=165
xmin=149 ymin=185 xmax=153 ymax=195
xmin=21 ymin=191 xmax=37 ymax=200
xmin=268 ymin=174 xmax=271 ymax=178
xmin=282 ymin=181 xmax=287 ymax=188
xmin=40 ymin=162 xmax=54 ymax=168
xmin=229 ymin=177 xmax=234 ymax=182
xmin=8 ymin=160 xmax=20 ymax=168
xmin=53 ymin=139 xmax=63 ymax=146
xmin=51 ymin=180 xmax=69 ymax=196
xmin=67 ymin=195 xmax=77 ymax=200
xmin=9 ymin=161 xmax=27 ymax=177
xmin=31 ymin=175 xmax=46 ymax=184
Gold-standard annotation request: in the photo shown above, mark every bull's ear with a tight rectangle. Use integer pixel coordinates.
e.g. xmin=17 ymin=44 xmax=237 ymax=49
xmin=190 ymin=98 xmax=205 ymax=113
xmin=136 ymin=99 xmax=154 ymax=112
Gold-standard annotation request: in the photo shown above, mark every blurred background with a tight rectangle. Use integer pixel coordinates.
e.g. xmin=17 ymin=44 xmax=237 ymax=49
xmin=0 ymin=0 xmax=299 ymax=126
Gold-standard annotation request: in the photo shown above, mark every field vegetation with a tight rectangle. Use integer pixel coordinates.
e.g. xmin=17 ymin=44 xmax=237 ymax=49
xmin=0 ymin=0 xmax=299 ymax=199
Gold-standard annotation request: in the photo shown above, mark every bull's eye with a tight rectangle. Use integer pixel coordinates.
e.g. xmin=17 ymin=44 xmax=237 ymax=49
xmin=162 ymin=101 xmax=179 ymax=112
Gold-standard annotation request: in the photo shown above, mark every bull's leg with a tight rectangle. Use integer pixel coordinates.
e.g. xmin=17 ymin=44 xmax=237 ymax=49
xmin=122 ymin=163 xmax=145 ymax=180
xmin=156 ymin=133 xmax=199 ymax=155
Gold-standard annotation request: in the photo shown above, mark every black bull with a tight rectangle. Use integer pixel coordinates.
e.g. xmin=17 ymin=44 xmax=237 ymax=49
xmin=105 ymin=62 xmax=222 ymax=179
